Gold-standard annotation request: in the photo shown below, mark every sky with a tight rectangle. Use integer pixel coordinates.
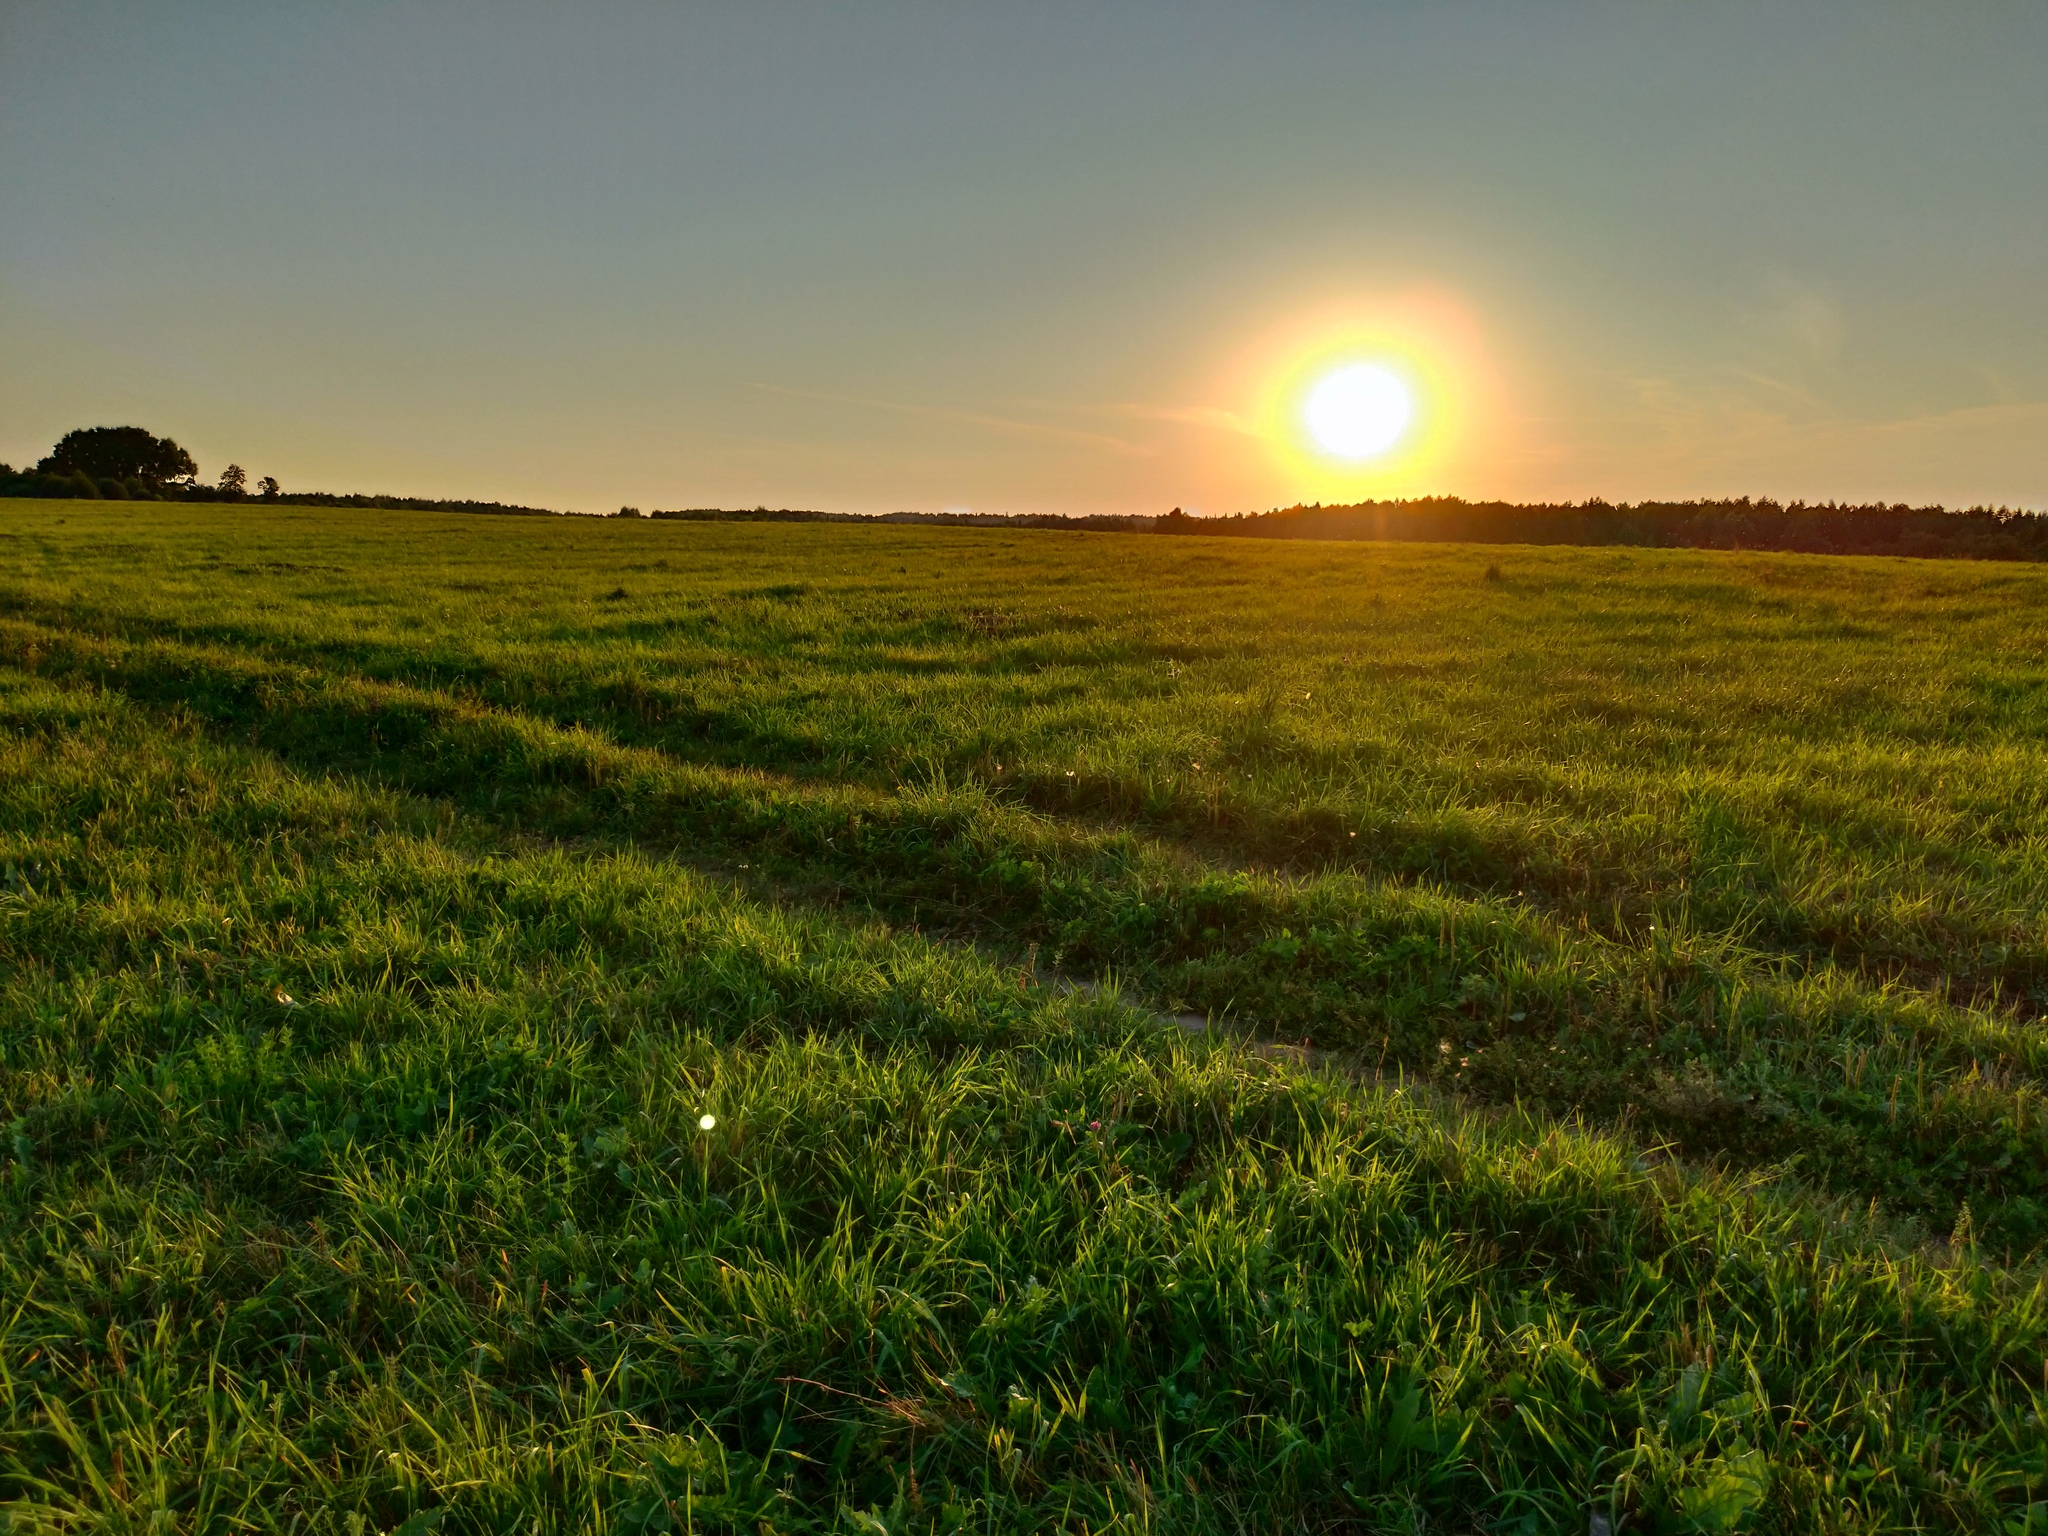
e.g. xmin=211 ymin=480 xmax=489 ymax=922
xmin=3 ymin=2 xmax=2044 ymax=516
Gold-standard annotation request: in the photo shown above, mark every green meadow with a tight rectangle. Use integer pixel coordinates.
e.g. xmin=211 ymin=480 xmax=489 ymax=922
xmin=1 ymin=501 xmax=2044 ymax=1533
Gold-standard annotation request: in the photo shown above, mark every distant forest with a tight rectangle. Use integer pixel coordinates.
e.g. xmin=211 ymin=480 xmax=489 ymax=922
xmin=656 ymin=498 xmax=2048 ymax=562
xmin=8 ymin=424 xmax=2045 ymax=562
xmin=1161 ymin=498 xmax=2048 ymax=560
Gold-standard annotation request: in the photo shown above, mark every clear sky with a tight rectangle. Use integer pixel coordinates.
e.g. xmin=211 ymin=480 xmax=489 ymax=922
xmin=4 ymin=3 xmax=2044 ymax=515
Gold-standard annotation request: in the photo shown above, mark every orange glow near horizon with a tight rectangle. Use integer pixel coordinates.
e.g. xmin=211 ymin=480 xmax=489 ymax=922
xmin=1237 ymin=289 xmax=1496 ymax=505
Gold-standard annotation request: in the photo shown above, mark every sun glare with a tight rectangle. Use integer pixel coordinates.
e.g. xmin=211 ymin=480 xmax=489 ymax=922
xmin=1303 ymin=364 xmax=1412 ymax=460
xmin=1239 ymin=291 xmax=1487 ymax=499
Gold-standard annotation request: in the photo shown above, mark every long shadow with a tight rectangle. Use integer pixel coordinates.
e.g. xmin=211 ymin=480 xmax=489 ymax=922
xmin=6 ymin=611 xmax=2048 ymax=1249
xmin=6 ymin=588 xmax=2042 ymax=1009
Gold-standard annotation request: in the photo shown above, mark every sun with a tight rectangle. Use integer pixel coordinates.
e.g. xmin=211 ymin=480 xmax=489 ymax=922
xmin=1235 ymin=290 xmax=1486 ymax=498
xmin=1303 ymin=363 xmax=1412 ymax=460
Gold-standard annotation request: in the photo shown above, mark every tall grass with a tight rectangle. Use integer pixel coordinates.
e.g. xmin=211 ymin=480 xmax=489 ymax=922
xmin=2 ymin=502 xmax=2045 ymax=1531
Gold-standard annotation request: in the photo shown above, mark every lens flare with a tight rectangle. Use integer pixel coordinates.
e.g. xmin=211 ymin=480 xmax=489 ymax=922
xmin=1238 ymin=290 xmax=1487 ymax=501
xmin=1303 ymin=364 xmax=1412 ymax=460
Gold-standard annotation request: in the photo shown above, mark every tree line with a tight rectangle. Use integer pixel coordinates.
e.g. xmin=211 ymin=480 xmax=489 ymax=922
xmin=650 ymin=497 xmax=2048 ymax=561
xmin=0 ymin=427 xmax=555 ymax=517
xmin=1154 ymin=497 xmax=2048 ymax=561
xmin=10 ymin=425 xmax=2045 ymax=561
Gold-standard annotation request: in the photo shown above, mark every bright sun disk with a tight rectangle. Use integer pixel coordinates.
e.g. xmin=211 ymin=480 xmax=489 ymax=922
xmin=1303 ymin=363 xmax=1412 ymax=460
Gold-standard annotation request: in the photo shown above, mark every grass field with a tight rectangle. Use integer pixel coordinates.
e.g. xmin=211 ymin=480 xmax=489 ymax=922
xmin=1 ymin=501 xmax=2044 ymax=1533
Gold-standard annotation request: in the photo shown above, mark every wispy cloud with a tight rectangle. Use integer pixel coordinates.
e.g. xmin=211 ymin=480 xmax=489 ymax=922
xmin=1105 ymin=401 xmax=1263 ymax=440
xmin=749 ymin=383 xmax=1147 ymax=455
xmin=1538 ymin=371 xmax=2048 ymax=505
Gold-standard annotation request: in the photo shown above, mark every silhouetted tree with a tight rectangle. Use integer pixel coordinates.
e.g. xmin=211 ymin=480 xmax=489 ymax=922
xmin=258 ymin=476 xmax=281 ymax=500
xmin=218 ymin=464 xmax=247 ymax=499
xmin=38 ymin=426 xmax=196 ymax=488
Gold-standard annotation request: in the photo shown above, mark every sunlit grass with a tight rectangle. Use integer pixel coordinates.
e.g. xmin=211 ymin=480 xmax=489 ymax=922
xmin=2 ymin=502 xmax=2045 ymax=1531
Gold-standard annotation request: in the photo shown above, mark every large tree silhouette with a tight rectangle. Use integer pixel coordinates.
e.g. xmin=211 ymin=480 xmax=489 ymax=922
xmin=37 ymin=426 xmax=197 ymax=488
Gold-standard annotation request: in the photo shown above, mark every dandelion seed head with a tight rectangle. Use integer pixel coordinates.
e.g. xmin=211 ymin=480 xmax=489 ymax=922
xmin=698 ymin=1114 xmax=717 ymax=1132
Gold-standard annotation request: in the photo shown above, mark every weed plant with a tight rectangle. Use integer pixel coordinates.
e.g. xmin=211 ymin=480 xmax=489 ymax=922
xmin=1 ymin=504 xmax=2044 ymax=1532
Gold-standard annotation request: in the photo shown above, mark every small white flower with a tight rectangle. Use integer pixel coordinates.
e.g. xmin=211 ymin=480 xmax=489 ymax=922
xmin=698 ymin=1114 xmax=717 ymax=1132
